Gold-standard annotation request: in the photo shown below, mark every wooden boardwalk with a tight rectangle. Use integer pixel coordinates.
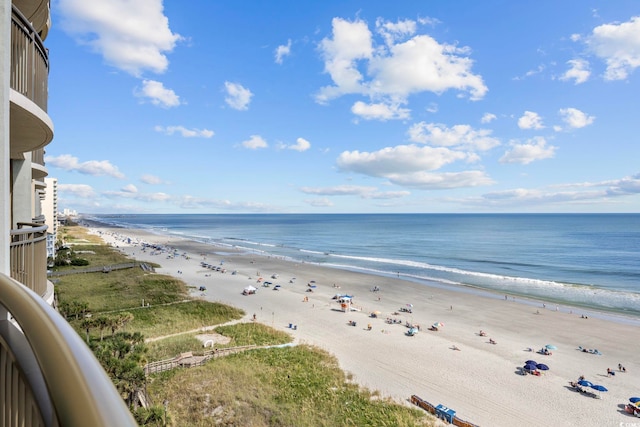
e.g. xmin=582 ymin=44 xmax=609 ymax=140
xmin=144 ymin=345 xmax=258 ymax=376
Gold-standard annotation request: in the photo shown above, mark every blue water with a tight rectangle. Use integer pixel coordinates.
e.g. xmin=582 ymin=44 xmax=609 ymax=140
xmin=88 ymin=213 xmax=640 ymax=317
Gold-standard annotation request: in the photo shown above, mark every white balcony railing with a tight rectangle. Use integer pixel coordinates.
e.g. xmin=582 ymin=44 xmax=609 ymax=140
xmin=0 ymin=273 xmax=137 ymax=426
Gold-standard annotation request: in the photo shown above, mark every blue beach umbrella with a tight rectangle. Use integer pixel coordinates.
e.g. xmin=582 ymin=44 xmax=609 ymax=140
xmin=591 ymin=384 xmax=608 ymax=392
xmin=536 ymin=363 xmax=549 ymax=371
xmin=578 ymin=380 xmax=593 ymax=387
xmin=524 ymin=363 xmax=538 ymax=371
xmin=630 ymin=397 xmax=640 ymax=403
xmin=525 ymin=360 xmax=538 ymax=365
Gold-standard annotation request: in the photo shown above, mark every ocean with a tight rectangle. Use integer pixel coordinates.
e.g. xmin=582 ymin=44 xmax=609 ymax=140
xmin=88 ymin=213 xmax=640 ymax=319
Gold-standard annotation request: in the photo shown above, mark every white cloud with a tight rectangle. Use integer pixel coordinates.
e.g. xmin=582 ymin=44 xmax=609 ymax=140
xmin=154 ymin=125 xmax=214 ymax=138
xmin=315 ymin=17 xmax=487 ymax=117
xmin=224 ymin=82 xmax=253 ymax=110
xmin=275 ymin=39 xmax=292 ymax=64
xmin=385 ymin=170 xmax=494 ymax=189
xmin=121 ymin=184 xmax=138 ymax=193
xmin=140 ymin=174 xmax=164 ymax=185
xmin=558 ymin=108 xmax=595 ymax=129
xmin=337 ymin=144 xmax=469 ymax=176
xmin=178 ymin=196 xmax=273 ymax=212
xmin=472 ymin=173 xmax=640 ymax=208
xmin=517 ymin=111 xmax=544 ymax=130
xmin=241 ymin=135 xmax=268 ymax=150
xmin=103 ymin=190 xmax=171 ymax=202
xmin=587 ymin=16 xmax=640 ymax=81
xmin=300 ymin=185 xmax=410 ymax=200
xmin=136 ymin=80 xmax=181 ymax=107
xmin=300 ymin=185 xmax=378 ymax=196
xmin=499 ymin=137 xmax=556 ymax=165
xmin=58 ymin=183 xmax=96 ymax=198
xmin=375 ymin=18 xmax=417 ymax=45
xmin=288 ymin=137 xmax=311 ymax=152
xmin=408 ymin=123 xmax=500 ymax=151
xmin=58 ymin=0 xmax=181 ymax=77
xmin=560 ymin=59 xmax=590 ymax=84
xmin=45 ymin=154 xmax=125 ymax=178
xmin=481 ymin=113 xmax=496 ymax=124
xmin=305 ymin=198 xmax=334 ymax=207
xmin=351 ymin=101 xmax=410 ymax=121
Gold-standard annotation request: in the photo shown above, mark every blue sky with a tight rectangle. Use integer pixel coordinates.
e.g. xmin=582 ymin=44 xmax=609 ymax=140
xmin=46 ymin=1 xmax=640 ymax=214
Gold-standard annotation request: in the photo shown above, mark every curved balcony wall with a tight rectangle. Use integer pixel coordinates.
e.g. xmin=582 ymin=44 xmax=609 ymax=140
xmin=10 ymin=223 xmax=48 ymax=297
xmin=0 ymin=273 xmax=138 ymax=427
xmin=10 ymin=5 xmax=53 ymax=158
xmin=13 ymin=0 xmax=51 ymax=40
xmin=32 ymin=148 xmax=48 ymax=179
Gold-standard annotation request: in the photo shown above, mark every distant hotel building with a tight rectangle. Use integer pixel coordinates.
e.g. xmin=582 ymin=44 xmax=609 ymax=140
xmin=43 ymin=177 xmax=57 ymax=260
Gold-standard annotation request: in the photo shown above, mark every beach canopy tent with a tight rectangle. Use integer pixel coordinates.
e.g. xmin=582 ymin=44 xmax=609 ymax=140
xmin=243 ymin=285 xmax=257 ymax=295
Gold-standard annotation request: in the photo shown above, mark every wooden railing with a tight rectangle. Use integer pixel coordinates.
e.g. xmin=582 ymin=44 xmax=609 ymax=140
xmin=144 ymin=345 xmax=258 ymax=376
xmin=0 ymin=273 xmax=137 ymax=426
xmin=11 ymin=5 xmax=49 ymax=112
xmin=10 ymin=223 xmax=48 ymax=296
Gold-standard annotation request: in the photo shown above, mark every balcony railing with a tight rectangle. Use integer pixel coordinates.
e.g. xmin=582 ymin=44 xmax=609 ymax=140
xmin=10 ymin=223 xmax=48 ymax=296
xmin=11 ymin=4 xmax=49 ymax=112
xmin=0 ymin=273 xmax=137 ymax=426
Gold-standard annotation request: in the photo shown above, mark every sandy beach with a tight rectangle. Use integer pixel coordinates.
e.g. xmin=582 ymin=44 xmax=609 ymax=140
xmin=89 ymin=224 xmax=640 ymax=427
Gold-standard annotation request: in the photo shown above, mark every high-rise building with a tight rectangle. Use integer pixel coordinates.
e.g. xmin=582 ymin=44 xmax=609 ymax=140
xmin=43 ymin=177 xmax=57 ymax=260
xmin=1 ymin=1 xmax=135 ymax=424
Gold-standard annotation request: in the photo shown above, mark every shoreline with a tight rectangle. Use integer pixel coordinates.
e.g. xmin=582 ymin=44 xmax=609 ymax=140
xmin=86 ymin=218 xmax=640 ymax=323
xmin=81 ymin=221 xmax=640 ymax=427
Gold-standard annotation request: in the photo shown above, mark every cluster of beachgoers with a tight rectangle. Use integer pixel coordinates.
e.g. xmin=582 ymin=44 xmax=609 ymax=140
xmin=88 ymin=223 xmax=640 ymax=427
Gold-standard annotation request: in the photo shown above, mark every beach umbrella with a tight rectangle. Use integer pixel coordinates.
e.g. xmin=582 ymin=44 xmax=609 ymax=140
xmin=433 ymin=322 xmax=444 ymax=328
xmin=525 ymin=360 xmax=538 ymax=365
xmin=591 ymin=384 xmax=608 ymax=392
xmin=536 ymin=363 xmax=549 ymax=371
xmin=545 ymin=344 xmax=557 ymax=350
xmin=524 ymin=363 xmax=538 ymax=371
xmin=577 ymin=380 xmax=593 ymax=387
xmin=630 ymin=397 xmax=640 ymax=403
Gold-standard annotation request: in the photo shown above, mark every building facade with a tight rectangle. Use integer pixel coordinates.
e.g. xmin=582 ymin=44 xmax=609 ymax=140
xmin=1 ymin=1 xmax=137 ymax=425
xmin=43 ymin=176 xmax=57 ymax=259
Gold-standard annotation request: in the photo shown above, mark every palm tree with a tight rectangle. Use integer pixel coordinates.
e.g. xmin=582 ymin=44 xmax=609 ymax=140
xmin=118 ymin=312 xmax=134 ymax=332
xmin=95 ymin=316 xmax=109 ymax=341
xmin=80 ymin=317 xmax=96 ymax=343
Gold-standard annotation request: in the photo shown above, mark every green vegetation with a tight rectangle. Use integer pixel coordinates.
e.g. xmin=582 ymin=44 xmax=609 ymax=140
xmin=148 ymin=345 xmax=431 ymax=427
xmin=214 ymin=322 xmax=292 ymax=347
xmin=55 ymin=224 xmax=434 ymax=426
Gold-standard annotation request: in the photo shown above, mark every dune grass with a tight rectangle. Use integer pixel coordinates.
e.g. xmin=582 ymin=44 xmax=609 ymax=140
xmin=147 ymin=345 xmax=433 ymax=427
